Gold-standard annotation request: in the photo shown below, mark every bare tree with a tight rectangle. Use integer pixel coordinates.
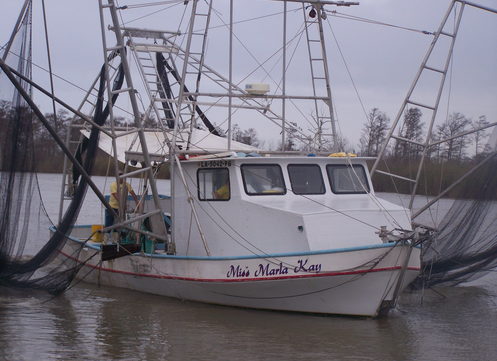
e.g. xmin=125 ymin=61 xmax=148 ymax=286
xmin=335 ymin=134 xmax=355 ymax=154
xmin=394 ymin=107 xmax=424 ymax=159
xmin=231 ymin=124 xmax=261 ymax=148
xmin=429 ymin=127 xmax=444 ymax=162
xmin=359 ymin=108 xmax=390 ymax=157
xmin=39 ymin=109 xmax=71 ymax=158
xmin=241 ymin=128 xmax=261 ymax=148
xmin=436 ymin=112 xmax=472 ymax=162
xmin=279 ymin=122 xmax=301 ymax=151
xmin=232 ymin=123 xmax=243 ymax=143
xmin=472 ymin=115 xmax=490 ymax=156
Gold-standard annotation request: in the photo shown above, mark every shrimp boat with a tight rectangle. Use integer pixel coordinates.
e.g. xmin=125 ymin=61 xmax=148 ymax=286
xmin=65 ymin=153 xmax=421 ymax=317
xmin=2 ymin=0 xmax=429 ymax=317
xmin=62 ymin=156 xmax=421 ymax=318
xmin=57 ymin=0 xmax=424 ymax=317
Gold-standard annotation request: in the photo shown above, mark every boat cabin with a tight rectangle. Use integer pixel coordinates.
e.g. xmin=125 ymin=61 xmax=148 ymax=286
xmin=171 ymin=155 xmax=411 ymax=257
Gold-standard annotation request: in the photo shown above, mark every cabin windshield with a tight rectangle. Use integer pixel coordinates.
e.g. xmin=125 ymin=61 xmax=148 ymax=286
xmin=288 ymin=164 xmax=325 ymax=195
xmin=326 ymin=165 xmax=370 ymax=194
xmin=241 ymin=164 xmax=286 ymax=195
xmin=197 ymin=168 xmax=230 ymax=201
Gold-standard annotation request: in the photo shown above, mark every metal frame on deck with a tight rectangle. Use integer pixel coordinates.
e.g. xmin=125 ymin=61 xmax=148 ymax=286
xmin=371 ymin=0 xmax=497 ymax=217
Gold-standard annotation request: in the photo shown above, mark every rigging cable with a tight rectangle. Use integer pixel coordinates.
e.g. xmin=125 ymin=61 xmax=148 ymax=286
xmin=41 ymin=0 xmax=58 ymax=124
xmin=424 ymin=4 xmax=459 ymax=229
xmin=326 ymin=10 xmax=434 ymax=36
xmin=324 ymin=15 xmax=369 ymax=124
xmin=205 ymin=7 xmax=332 ymax=144
xmin=116 ymin=0 xmax=184 ymax=26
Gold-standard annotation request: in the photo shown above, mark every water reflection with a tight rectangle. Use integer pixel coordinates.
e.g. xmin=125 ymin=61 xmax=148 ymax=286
xmin=395 ymin=283 xmax=497 ymax=361
xmin=47 ymin=291 xmax=90 ymax=359
xmin=1 ymin=279 xmax=497 ymax=360
xmin=4 ymin=175 xmax=497 ymax=359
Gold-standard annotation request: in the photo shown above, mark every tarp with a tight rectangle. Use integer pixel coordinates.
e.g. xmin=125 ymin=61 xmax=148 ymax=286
xmin=81 ymin=127 xmax=259 ymax=163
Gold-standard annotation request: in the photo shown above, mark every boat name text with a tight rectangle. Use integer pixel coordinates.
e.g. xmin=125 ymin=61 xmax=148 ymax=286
xmin=226 ymin=260 xmax=322 ymax=278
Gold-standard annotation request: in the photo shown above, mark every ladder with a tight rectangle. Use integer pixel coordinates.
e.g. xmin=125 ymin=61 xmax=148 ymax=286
xmin=370 ymin=1 xmax=467 ymax=210
xmin=95 ymin=0 xmax=217 ymax=255
xmin=302 ymin=3 xmax=337 ymax=152
xmin=120 ymin=1 xmax=214 ymax=136
xmin=98 ymin=0 xmax=172 ymax=250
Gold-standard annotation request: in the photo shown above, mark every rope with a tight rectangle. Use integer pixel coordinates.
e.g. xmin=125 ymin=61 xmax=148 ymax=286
xmin=324 ymin=16 xmax=369 ymax=123
xmin=326 ymin=10 xmax=434 ymax=36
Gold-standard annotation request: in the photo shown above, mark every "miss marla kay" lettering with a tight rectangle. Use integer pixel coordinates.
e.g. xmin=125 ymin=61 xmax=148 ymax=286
xmin=226 ymin=259 xmax=322 ymax=278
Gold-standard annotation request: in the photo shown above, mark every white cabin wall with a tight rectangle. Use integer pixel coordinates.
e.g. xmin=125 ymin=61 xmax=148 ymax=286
xmin=188 ymin=201 xmax=311 ymax=257
xmin=171 ymin=157 xmax=411 ymax=256
xmin=303 ymin=208 xmax=411 ymax=251
xmin=172 ymin=162 xmax=311 ymax=257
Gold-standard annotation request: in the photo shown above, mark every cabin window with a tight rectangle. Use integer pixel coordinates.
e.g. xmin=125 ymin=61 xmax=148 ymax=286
xmin=326 ymin=164 xmax=370 ymax=194
xmin=287 ymin=164 xmax=325 ymax=195
xmin=197 ymin=168 xmax=230 ymax=201
xmin=241 ymin=164 xmax=286 ymax=195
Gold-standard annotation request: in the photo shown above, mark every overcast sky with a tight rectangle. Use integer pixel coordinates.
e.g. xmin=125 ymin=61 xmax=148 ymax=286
xmin=2 ymin=0 xmax=496 ymax=150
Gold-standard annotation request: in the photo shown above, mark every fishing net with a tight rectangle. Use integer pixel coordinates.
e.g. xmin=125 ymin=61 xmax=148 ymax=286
xmin=0 ymin=4 xmax=112 ymax=294
xmin=414 ymin=131 xmax=497 ymax=289
xmin=2 ymin=1 xmax=496 ymax=298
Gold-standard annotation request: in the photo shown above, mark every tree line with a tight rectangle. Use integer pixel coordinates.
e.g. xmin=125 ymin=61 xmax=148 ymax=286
xmin=227 ymin=106 xmax=494 ymax=196
xmin=359 ymin=107 xmax=491 ymax=161
xmin=2 ymin=98 xmax=493 ymax=197
xmin=358 ymin=106 xmax=493 ymax=195
xmin=0 ymin=101 xmax=160 ymax=175
xmin=228 ymin=106 xmax=492 ymax=164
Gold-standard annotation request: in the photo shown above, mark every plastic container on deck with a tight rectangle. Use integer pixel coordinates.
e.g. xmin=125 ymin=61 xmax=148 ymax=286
xmin=92 ymin=225 xmax=104 ymax=242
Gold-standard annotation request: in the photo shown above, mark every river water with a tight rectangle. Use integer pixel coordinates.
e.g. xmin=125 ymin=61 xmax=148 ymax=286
xmin=1 ymin=173 xmax=497 ymax=360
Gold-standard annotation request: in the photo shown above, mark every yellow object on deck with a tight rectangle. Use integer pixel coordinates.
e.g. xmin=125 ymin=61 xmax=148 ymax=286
xmin=92 ymin=225 xmax=104 ymax=242
xmin=328 ymin=152 xmax=357 ymax=157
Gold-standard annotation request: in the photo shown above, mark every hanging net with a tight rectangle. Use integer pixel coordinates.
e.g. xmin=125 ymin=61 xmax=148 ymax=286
xmin=0 ymin=3 xmax=114 ymax=294
xmin=413 ymin=130 xmax=497 ymax=289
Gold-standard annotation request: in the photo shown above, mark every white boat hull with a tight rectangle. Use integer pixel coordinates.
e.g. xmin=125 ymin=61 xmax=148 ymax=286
xmin=61 ymin=230 xmax=420 ymax=317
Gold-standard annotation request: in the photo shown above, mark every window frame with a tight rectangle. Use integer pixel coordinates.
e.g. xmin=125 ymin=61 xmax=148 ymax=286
xmin=287 ymin=164 xmax=326 ymax=195
xmin=197 ymin=167 xmax=231 ymax=201
xmin=241 ymin=164 xmax=287 ymax=196
xmin=326 ymin=164 xmax=370 ymax=194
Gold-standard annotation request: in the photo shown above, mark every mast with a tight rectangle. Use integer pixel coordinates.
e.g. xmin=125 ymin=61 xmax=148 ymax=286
xmin=1 ymin=0 xmax=31 ymax=62
xmin=99 ymin=0 xmax=170 ymax=246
